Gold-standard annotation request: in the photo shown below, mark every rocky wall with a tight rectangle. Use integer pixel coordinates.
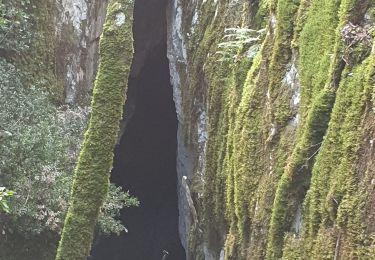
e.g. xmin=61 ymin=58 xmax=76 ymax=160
xmin=167 ymin=0 xmax=375 ymax=259
xmin=56 ymin=0 xmax=108 ymax=104
xmin=21 ymin=0 xmax=375 ymax=259
xmin=29 ymin=0 xmax=108 ymax=105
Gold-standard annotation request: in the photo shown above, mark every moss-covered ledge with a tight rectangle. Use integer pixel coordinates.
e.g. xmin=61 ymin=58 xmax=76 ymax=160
xmin=55 ymin=1 xmax=134 ymax=259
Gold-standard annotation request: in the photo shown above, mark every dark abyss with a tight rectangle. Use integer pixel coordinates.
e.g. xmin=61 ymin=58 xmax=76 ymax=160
xmin=90 ymin=0 xmax=185 ymax=259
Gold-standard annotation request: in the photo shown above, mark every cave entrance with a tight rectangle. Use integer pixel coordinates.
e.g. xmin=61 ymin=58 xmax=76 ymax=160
xmin=90 ymin=0 xmax=185 ymax=259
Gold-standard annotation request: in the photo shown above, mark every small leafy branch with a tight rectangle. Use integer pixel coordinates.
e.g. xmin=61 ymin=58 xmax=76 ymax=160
xmin=216 ymin=27 xmax=266 ymax=62
xmin=0 ymin=187 xmax=15 ymax=213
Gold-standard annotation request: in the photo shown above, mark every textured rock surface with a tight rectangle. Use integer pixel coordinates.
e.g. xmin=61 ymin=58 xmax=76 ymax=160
xmin=166 ymin=0 xmax=375 ymax=259
xmin=55 ymin=0 xmax=135 ymax=258
xmin=7 ymin=0 xmax=375 ymax=259
xmin=167 ymin=0 xmax=194 ymax=252
xmin=56 ymin=0 xmax=108 ymax=104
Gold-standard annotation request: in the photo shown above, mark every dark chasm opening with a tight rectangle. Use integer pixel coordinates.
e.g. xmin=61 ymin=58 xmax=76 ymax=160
xmin=90 ymin=0 xmax=185 ymax=259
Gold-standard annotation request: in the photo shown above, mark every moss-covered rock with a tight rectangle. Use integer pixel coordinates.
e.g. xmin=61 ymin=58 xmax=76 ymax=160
xmin=55 ymin=1 xmax=134 ymax=259
xmin=171 ymin=0 xmax=375 ymax=258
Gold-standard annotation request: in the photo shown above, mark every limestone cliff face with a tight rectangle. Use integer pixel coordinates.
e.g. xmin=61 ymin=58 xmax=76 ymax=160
xmin=22 ymin=0 xmax=375 ymax=259
xmin=166 ymin=0 xmax=375 ymax=259
xmin=33 ymin=0 xmax=108 ymax=105
xmin=55 ymin=0 xmax=108 ymax=104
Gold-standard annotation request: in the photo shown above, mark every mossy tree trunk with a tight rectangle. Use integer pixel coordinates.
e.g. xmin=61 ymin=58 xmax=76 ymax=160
xmin=55 ymin=1 xmax=134 ymax=259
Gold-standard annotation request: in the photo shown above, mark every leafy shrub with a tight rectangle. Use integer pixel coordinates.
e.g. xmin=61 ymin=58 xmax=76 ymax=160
xmin=0 ymin=59 xmax=67 ymax=234
xmin=0 ymin=0 xmax=33 ymax=56
xmin=98 ymin=186 xmax=139 ymax=235
xmin=0 ymin=187 xmax=15 ymax=213
xmin=0 ymin=58 xmax=137 ymax=258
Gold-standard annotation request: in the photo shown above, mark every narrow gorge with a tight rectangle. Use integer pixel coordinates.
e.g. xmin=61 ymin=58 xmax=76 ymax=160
xmin=0 ymin=0 xmax=374 ymax=259
xmin=91 ymin=1 xmax=185 ymax=258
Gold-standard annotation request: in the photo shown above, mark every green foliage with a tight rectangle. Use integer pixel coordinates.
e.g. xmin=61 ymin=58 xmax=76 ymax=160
xmin=0 ymin=58 xmax=70 ymax=235
xmin=0 ymin=187 xmax=15 ymax=213
xmin=0 ymin=0 xmax=63 ymax=102
xmin=0 ymin=59 xmax=66 ymax=259
xmin=98 ymin=186 xmax=139 ymax=235
xmin=0 ymin=0 xmax=33 ymax=56
xmin=0 ymin=56 xmax=136 ymax=259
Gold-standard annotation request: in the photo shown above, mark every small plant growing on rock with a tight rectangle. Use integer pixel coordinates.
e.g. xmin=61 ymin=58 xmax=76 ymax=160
xmin=216 ymin=27 xmax=265 ymax=62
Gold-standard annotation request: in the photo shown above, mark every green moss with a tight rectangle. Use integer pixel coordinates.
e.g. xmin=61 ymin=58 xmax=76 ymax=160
xmin=184 ymin=0 xmax=269 ymax=256
xmin=222 ymin=0 xmax=300 ymax=251
xmin=281 ymin=234 xmax=304 ymax=260
xmin=250 ymin=0 xmax=272 ymax=28
xmin=55 ymin=1 xmax=134 ymax=259
xmin=268 ymin=1 xmax=374 ymax=257
xmin=229 ymin=48 xmax=266 ymax=249
xmin=268 ymin=0 xmax=300 ymax=126
xmin=298 ymin=0 xmax=341 ymax=111
xmin=28 ymin=0 xmax=62 ymax=103
xmin=302 ymin=45 xmax=375 ymax=258
xmin=291 ymin=0 xmax=312 ymax=48
xmin=203 ymin=0 xmax=302 ymax=257
xmin=184 ymin=0 xmax=265 ymax=257
xmin=266 ymin=0 xmax=370 ymax=258
xmin=178 ymin=0 xmax=374 ymax=258
xmin=183 ymin=1 xmax=228 ymax=145
xmin=310 ymin=229 xmax=336 ymax=260
xmin=219 ymin=0 xmax=302 ymax=257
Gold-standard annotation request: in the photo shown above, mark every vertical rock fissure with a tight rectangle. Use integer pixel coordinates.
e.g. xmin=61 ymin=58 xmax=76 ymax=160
xmin=91 ymin=0 xmax=186 ymax=259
